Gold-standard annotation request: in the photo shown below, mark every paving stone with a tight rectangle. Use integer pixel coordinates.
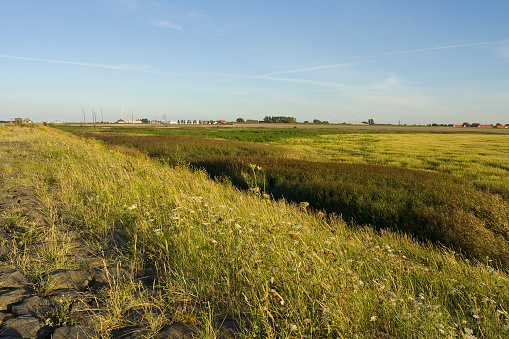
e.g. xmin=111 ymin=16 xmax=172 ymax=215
xmin=109 ymin=325 xmax=144 ymax=339
xmin=0 ymin=288 xmax=32 ymax=312
xmin=0 ymin=267 xmax=29 ymax=289
xmin=51 ymin=325 xmax=97 ymax=339
xmin=217 ymin=319 xmax=240 ymax=339
xmin=69 ymin=298 xmax=99 ymax=328
xmin=48 ymin=289 xmax=89 ymax=305
xmin=11 ymin=296 xmax=55 ymax=318
xmin=46 ymin=270 xmax=92 ymax=290
xmin=154 ymin=323 xmax=197 ymax=339
xmin=0 ymin=316 xmax=53 ymax=338
xmin=92 ymin=266 xmax=131 ymax=285
xmin=0 ymin=311 xmax=14 ymax=322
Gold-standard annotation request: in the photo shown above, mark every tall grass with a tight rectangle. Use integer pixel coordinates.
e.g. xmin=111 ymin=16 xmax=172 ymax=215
xmin=61 ymin=127 xmax=509 ymax=268
xmin=1 ymin=125 xmax=509 ymax=337
xmin=196 ymin=157 xmax=509 ymax=267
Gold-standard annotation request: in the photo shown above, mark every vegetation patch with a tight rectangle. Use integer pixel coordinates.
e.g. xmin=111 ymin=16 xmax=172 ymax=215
xmin=195 ymin=157 xmax=509 ymax=267
xmin=1 ymin=125 xmax=509 ymax=337
xmin=62 ymin=127 xmax=509 ymax=268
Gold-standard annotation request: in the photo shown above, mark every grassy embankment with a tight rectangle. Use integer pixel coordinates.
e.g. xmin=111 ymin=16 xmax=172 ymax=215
xmin=5 ymin=124 xmax=503 ymax=338
xmin=61 ymin=127 xmax=509 ymax=268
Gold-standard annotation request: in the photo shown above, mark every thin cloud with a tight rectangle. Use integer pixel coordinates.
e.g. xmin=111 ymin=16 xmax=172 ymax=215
xmin=495 ymin=43 xmax=509 ymax=61
xmin=336 ymin=40 xmax=504 ymax=60
xmin=0 ymin=54 xmax=183 ymax=76
xmin=110 ymin=0 xmax=138 ymax=11
xmin=263 ymin=61 xmax=366 ymax=76
xmin=253 ymin=75 xmax=344 ymax=88
xmin=150 ymin=19 xmax=183 ymax=31
xmin=188 ymin=12 xmax=210 ymax=20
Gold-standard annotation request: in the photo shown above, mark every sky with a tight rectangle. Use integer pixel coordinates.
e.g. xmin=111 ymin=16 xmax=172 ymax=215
xmin=1 ymin=0 xmax=508 ymax=125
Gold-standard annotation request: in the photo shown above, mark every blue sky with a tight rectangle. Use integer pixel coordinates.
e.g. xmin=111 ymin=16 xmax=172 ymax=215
xmin=1 ymin=0 xmax=508 ymax=124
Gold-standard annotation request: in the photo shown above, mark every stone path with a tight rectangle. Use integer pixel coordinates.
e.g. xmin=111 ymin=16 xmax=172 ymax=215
xmin=0 ymin=185 xmax=211 ymax=338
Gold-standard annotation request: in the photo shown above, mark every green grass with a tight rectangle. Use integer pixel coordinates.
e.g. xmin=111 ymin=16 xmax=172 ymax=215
xmin=55 ymin=126 xmax=509 ymax=268
xmin=2 ymin=125 xmax=509 ymax=337
xmin=54 ymin=125 xmax=509 ymax=198
xmin=195 ymin=157 xmax=509 ymax=267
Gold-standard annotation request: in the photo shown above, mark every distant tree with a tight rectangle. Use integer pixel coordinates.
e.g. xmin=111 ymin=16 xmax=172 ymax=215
xmin=263 ymin=116 xmax=297 ymax=123
xmin=313 ymin=119 xmax=322 ymax=124
xmin=463 ymin=122 xmax=472 ymax=127
xmin=304 ymin=120 xmax=310 ymax=124
xmin=471 ymin=122 xmax=480 ymax=127
xmin=496 ymin=122 xmax=503 ymax=126
xmin=236 ymin=118 xmax=245 ymax=123
xmin=141 ymin=118 xmax=149 ymax=124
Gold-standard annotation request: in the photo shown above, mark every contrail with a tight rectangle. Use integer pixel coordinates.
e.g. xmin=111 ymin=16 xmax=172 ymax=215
xmin=337 ymin=40 xmax=504 ymax=60
xmin=263 ymin=61 xmax=366 ymax=76
xmin=0 ymin=54 xmax=183 ymax=76
xmin=254 ymin=40 xmax=505 ymax=79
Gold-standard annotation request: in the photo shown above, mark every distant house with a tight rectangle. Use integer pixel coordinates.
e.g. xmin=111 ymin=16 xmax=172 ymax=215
xmin=478 ymin=125 xmax=493 ymax=128
xmin=13 ymin=118 xmax=33 ymax=125
xmin=453 ymin=124 xmax=464 ymax=128
xmin=497 ymin=125 xmax=509 ymax=128
xmin=217 ymin=120 xmax=227 ymax=125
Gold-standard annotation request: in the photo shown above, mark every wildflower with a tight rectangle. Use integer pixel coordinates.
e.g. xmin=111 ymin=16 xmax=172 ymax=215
xmin=248 ymin=163 xmax=256 ymax=170
xmin=249 ymin=187 xmax=260 ymax=194
xmin=303 ymin=318 xmax=311 ymax=324
xmin=297 ymin=202 xmax=309 ymax=209
xmin=370 ymin=315 xmax=378 ymax=322
xmin=289 ymin=324 xmax=298 ymax=332
xmin=464 ymin=328 xmax=476 ymax=339
xmin=128 ymin=204 xmax=137 ymax=210
xmin=207 ymin=238 xmax=218 ymax=244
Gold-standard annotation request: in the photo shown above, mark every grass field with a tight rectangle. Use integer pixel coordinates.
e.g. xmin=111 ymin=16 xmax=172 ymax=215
xmin=55 ymin=124 xmax=509 ymax=198
xmin=55 ymin=125 xmax=509 ymax=267
xmin=2 ymin=124 xmax=509 ymax=337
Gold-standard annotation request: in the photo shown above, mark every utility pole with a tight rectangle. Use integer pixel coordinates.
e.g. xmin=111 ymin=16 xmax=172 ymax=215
xmin=83 ymin=108 xmax=85 ymax=124
xmin=132 ymin=105 xmax=134 ymax=124
xmin=101 ymin=108 xmax=103 ymax=123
